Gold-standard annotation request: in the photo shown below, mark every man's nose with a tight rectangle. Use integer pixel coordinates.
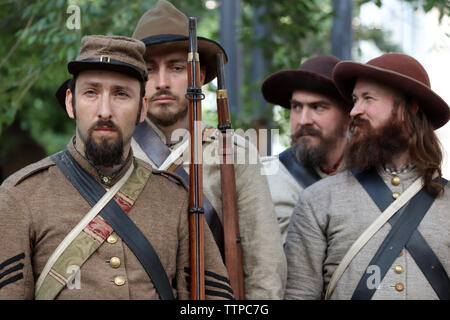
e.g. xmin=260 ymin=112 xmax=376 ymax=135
xmin=97 ymin=93 xmax=113 ymax=120
xmin=350 ymin=98 xmax=364 ymax=118
xmin=298 ymin=108 xmax=314 ymax=126
xmin=155 ymin=68 xmax=170 ymax=90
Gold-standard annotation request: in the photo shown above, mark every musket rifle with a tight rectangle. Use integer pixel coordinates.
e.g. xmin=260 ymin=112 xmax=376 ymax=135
xmin=216 ymin=53 xmax=245 ymax=299
xmin=186 ymin=17 xmax=205 ymax=300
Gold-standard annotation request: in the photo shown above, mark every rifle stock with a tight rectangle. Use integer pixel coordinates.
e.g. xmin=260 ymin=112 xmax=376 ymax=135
xmin=187 ymin=17 xmax=205 ymax=300
xmin=216 ymin=53 xmax=246 ymax=300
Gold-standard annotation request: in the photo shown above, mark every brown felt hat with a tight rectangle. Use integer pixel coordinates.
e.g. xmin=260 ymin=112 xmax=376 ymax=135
xmin=132 ymin=0 xmax=227 ymax=84
xmin=333 ymin=53 xmax=450 ymax=129
xmin=261 ymin=55 xmax=351 ymax=111
xmin=56 ymin=35 xmax=147 ymax=109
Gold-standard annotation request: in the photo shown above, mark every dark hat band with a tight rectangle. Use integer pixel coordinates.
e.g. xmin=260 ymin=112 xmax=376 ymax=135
xmin=140 ymin=34 xmax=228 ymax=60
xmin=68 ymin=57 xmax=147 ymax=82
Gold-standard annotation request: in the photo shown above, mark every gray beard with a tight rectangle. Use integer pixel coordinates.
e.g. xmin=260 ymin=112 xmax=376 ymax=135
xmin=291 ymin=138 xmax=327 ymax=168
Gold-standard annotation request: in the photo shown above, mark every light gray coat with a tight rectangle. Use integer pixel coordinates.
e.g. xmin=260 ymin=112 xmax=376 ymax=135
xmin=285 ymin=167 xmax=449 ymax=300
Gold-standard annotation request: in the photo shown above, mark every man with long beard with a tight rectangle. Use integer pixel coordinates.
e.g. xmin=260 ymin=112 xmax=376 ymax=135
xmin=128 ymin=0 xmax=286 ymax=299
xmin=285 ymin=53 xmax=450 ymax=300
xmin=260 ymin=55 xmax=351 ymax=243
xmin=0 ymin=35 xmax=232 ymax=300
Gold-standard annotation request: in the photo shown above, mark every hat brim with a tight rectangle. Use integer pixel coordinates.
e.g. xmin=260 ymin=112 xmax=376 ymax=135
xmin=141 ymin=34 xmax=228 ymax=84
xmin=333 ymin=62 xmax=450 ymax=129
xmin=68 ymin=59 xmax=147 ymax=82
xmin=262 ymin=69 xmax=351 ymax=110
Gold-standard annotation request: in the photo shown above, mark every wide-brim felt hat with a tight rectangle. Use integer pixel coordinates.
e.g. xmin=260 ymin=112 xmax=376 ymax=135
xmin=261 ymin=55 xmax=351 ymax=111
xmin=132 ymin=0 xmax=227 ymax=84
xmin=333 ymin=53 xmax=450 ymax=129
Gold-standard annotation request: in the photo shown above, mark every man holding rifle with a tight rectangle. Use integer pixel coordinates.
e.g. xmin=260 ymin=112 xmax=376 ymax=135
xmin=130 ymin=0 xmax=286 ymax=299
xmin=0 ymin=35 xmax=231 ymax=300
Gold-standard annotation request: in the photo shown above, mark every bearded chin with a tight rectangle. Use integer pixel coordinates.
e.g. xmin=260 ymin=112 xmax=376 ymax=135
xmin=148 ymin=100 xmax=188 ymax=127
xmin=84 ymin=134 xmax=124 ymax=168
xmin=291 ymin=138 xmax=326 ymax=167
xmin=344 ymin=120 xmax=409 ymax=172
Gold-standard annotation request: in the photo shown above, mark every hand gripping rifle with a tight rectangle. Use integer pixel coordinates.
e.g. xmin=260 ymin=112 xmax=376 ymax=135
xmin=216 ymin=53 xmax=246 ymax=300
xmin=186 ymin=17 xmax=205 ymax=300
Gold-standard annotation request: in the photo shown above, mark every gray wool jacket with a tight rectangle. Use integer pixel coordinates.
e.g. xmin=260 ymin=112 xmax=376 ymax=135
xmin=284 ymin=167 xmax=449 ymax=300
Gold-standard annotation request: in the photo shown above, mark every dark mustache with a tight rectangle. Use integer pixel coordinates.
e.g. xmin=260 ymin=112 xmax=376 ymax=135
xmin=291 ymin=126 xmax=322 ymax=140
xmin=91 ymin=119 xmax=118 ymax=131
xmin=350 ymin=116 xmax=370 ymax=129
xmin=150 ymin=89 xmax=176 ymax=101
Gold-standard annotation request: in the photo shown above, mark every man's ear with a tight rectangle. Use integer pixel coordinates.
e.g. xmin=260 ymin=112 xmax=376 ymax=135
xmin=66 ymin=89 xmax=76 ymax=119
xmin=139 ymin=96 xmax=149 ymax=123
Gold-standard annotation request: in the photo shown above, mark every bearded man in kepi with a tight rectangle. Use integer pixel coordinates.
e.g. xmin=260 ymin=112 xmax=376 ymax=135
xmin=284 ymin=53 xmax=450 ymax=300
xmin=0 ymin=35 xmax=232 ymax=300
xmin=260 ymin=55 xmax=351 ymax=243
xmin=129 ymin=0 xmax=286 ymax=299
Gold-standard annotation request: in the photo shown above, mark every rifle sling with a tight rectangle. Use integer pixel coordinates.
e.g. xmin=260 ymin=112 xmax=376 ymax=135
xmin=279 ymin=148 xmax=321 ymax=188
xmin=133 ymin=121 xmax=225 ymax=260
xmin=351 ymin=168 xmax=449 ymax=300
xmin=51 ymin=150 xmax=175 ymax=300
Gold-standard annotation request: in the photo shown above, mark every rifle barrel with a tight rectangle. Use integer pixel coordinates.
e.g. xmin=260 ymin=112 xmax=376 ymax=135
xmin=216 ymin=53 xmax=245 ymax=300
xmin=187 ymin=16 xmax=205 ymax=300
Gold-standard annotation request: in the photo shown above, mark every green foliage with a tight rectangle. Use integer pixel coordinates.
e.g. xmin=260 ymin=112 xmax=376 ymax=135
xmin=241 ymin=0 xmax=333 ymax=72
xmin=0 ymin=0 xmax=209 ymax=154
xmin=0 ymin=0 xmax=447 ymax=156
xmin=236 ymin=0 xmax=333 ymax=135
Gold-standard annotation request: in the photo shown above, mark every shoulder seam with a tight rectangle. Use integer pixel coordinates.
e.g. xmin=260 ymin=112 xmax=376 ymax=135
xmin=5 ymin=158 xmax=55 ymax=187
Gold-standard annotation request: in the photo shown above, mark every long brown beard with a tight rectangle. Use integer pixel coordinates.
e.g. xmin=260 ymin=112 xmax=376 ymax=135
xmin=344 ymin=116 xmax=409 ymax=171
xmin=147 ymin=89 xmax=188 ymax=127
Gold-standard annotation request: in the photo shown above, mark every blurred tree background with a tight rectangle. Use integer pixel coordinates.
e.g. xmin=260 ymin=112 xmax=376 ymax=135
xmin=0 ymin=0 xmax=448 ymax=181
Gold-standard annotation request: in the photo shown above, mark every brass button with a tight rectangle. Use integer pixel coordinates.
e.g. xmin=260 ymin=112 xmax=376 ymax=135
xmin=114 ymin=276 xmax=126 ymax=286
xmin=107 ymin=234 xmax=118 ymax=244
xmin=394 ymin=265 xmax=404 ymax=274
xmin=392 ymin=192 xmax=400 ymax=199
xmin=102 ymin=176 xmax=110 ymax=184
xmin=395 ymin=282 xmax=404 ymax=292
xmin=109 ymin=257 xmax=121 ymax=268
xmin=391 ymin=176 xmax=400 ymax=186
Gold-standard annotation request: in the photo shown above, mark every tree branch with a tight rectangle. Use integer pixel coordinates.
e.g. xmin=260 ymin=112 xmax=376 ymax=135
xmin=0 ymin=14 xmax=34 ymax=71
